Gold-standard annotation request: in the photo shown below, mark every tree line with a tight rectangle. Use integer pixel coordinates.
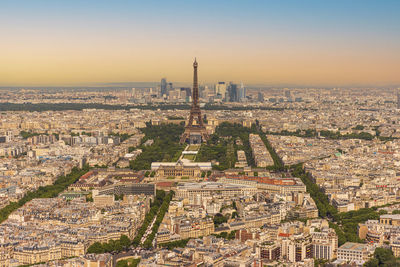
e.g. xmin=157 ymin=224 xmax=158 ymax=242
xmin=266 ymin=128 xmax=395 ymax=142
xmin=142 ymin=190 xmax=174 ymax=248
xmin=0 ymin=102 xmax=297 ymax=112
xmin=87 ymin=235 xmax=131 ymax=254
xmin=87 ymin=190 xmax=174 ymax=253
xmin=0 ymin=165 xmax=90 ymax=223
xmin=290 ymin=163 xmax=390 ymax=246
xmin=131 ymin=190 xmax=168 ymax=247
xmin=158 ymin=238 xmax=190 ymax=250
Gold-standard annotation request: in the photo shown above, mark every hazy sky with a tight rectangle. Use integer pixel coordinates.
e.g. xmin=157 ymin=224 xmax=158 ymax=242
xmin=0 ymin=0 xmax=399 ymax=86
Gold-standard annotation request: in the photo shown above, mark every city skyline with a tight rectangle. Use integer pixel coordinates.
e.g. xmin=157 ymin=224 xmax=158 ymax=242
xmin=0 ymin=0 xmax=399 ymax=87
xmin=3 ymin=1 xmax=400 ymax=266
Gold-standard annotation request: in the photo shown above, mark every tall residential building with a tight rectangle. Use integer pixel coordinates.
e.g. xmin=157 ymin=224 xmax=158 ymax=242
xmin=312 ymin=228 xmax=338 ymax=260
xmin=161 ymin=78 xmax=167 ymax=97
xmin=281 ymin=236 xmax=313 ymax=263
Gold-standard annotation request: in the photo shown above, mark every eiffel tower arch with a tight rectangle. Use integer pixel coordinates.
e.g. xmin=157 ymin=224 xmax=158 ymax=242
xmin=180 ymin=58 xmax=209 ymax=144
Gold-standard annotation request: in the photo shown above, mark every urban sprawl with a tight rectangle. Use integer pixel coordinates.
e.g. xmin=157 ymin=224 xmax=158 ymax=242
xmin=1 ymin=76 xmax=400 ymax=267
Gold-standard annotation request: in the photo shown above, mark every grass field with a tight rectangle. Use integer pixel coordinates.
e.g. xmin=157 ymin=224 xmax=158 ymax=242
xmin=182 ymin=154 xmax=196 ymax=160
xmin=187 ymin=145 xmax=200 ymax=151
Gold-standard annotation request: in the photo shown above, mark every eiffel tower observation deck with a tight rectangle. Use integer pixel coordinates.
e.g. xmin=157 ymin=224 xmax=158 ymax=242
xmin=180 ymin=58 xmax=209 ymax=144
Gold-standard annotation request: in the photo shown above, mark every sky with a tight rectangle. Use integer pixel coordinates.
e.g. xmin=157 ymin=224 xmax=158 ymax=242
xmin=0 ymin=0 xmax=399 ymax=87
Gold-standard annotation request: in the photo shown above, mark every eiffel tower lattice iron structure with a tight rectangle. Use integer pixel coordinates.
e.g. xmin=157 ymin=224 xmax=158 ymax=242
xmin=180 ymin=58 xmax=209 ymax=144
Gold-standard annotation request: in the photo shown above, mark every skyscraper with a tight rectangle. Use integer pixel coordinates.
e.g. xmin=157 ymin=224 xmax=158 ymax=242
xmin=258 ymin=91 xmax=264 ymax=102
xmin=180 ymin=87 xmax=191 ymax=97
xmin=160 ymin=78 xmax=167 ymax=97
xmin=228 ymin=82 xmax=238 ymax=102
xmin=397 ymin=88 xmax=400 ymax=109
xmin=285 ymin=89 xmax=292 ymax=101
xmin=215 ymin=82 xmax=227 ymax=97
xmin=239 ymin=82 xmax=246 ymax=101
xmin=167 ymin=82 xmax=173 ymax=92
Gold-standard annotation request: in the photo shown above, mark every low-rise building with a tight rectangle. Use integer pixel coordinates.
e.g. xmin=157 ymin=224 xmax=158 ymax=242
xmin=337 ymin=242 xmax=373 ymax=265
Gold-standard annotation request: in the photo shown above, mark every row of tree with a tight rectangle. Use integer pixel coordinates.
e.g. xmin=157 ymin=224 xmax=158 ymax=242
xmin=267 ymin=128 xmax=378 ymax=141
xmin=320 ymin=130 xmax=375 ymax=140
xmin=259 ymin=128 xmax=400 ymax=250
xmin=291 ymin=164 xmax=337 ymax=219
xmin=332 ymin=207 xmax=387 ymax=246
xmin=131 ymin=190 xmax=167 ymax=246
xmin=87 ymin=235 xmax=131 ymax=254
xmin=0 ymin=102 xmax=191 ymax=112
xmin=158 ymin=238 xmax=190 ymax=250
xmin=142 ymin=191 xmax=174 ymax=248
xmin=259 ymin=134 xmax=284 ymax=171
xmin=0 ymin=102 xmax=297 ymax=112
xmin=0 ymin=165 xmax=90 ymax=223
xmin=19 ymin=130 xmax=46 ymax=139
xmin=289 ymin=163 xmax=391 ymax=246
xmin=86 ymin=190 xmax=173 ymax=254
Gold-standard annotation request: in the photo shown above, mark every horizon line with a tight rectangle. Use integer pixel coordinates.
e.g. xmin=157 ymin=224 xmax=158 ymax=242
xmin=1 ymin=81 xmax=400 ymax=89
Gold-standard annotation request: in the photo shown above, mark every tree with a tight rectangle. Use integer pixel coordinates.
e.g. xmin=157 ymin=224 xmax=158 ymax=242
xmin=364 ymin=258 xmax=379 ymax=267
xmin=314 ymin=258 xmax=329 ymax=267
xmin=232 ymin=201 xmax=237 ymax=210
xmin=116 ymin=261 xmax=129 ymax=267
xmin=114 ymin=194 xmax=124 ymax=201
xmin=374 ymin=247 xmax=395 ymax=265
xmin=87 ymin=242 xmax=104 ymax=254
xmin=120 ymin=235 xmax=131 ymax=249
xmin=195 ymin=122 xmax=261 ymax=170
xmin=213 ymin=213 xmax=229 ymax=227
xmin=130 ymin=123 xmax=185 ymax=170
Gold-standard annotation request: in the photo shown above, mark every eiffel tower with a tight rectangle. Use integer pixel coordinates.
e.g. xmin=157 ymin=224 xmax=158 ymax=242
xmin=180 ymin=58 xmax=209 ymax=144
